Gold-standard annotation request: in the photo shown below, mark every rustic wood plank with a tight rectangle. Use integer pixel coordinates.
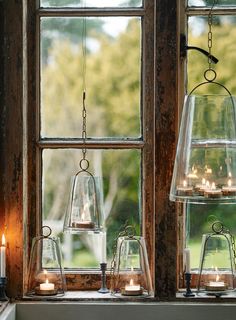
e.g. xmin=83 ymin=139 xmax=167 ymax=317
xmin=155 ymin=0 xmax=178 ymax=298
xmin=3 ymin=0 xmax=24 ymax=298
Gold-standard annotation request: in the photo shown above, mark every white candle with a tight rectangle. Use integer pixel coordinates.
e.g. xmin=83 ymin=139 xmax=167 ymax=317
xmin=0 ymin=234 xmax=6 ymax=277
xmin=184 ymin=248 xmax=190 ymax=273
xmin=101 ymin=232 xmax=107 ymax=263
xmin=40 ymin=278 xmax=55 ymax=291
xmin=125 ymin=278 xmax=141 ymax=291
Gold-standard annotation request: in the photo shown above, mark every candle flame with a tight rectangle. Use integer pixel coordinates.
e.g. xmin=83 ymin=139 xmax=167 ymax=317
xmin=183 ymin=180 xmax=187 ymax=187
xmin=206 ymin=180 xmax=210 ymax=187
xmin=81 ymin=212 xmax=85 ymax=221
xmin=46 ymin=278 xmax=49 ymax=284
xmin=229 ymin=172 xmax=232 ymax=178
xmin=2 ymin=234 xmax=5 ymax=246
xmin=228 ymin=179 xmax=232 ymax=187
xmin=211 ymin=182 xmax=216 ymax=190
xmin=130 ymin=278 xmax=134 ymax=286
xmin=202 ymin=178 xmax=206 ymax=185
xmin=216 ymin=274 xmax=220 ymax=282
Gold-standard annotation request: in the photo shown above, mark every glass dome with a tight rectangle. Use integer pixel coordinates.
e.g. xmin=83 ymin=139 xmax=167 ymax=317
xmin=111 ymin=230 xmax=153 ymax=297
xmin=197 ymin=222 xmax=235 ymax=296
xmin=64 ymin=170 xmax=104 ymax=233
xmin=170 ymin=92 xmax=236 ymax=204
xmin=26 ymin=227 xmax=66 ymax=297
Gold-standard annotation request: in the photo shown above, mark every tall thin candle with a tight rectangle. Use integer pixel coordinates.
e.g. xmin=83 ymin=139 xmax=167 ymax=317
xmin=0 ymin=235 xmax=6 ymax=277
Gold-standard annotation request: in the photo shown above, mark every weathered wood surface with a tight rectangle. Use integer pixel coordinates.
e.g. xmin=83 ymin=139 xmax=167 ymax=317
xmin=155 ymin=0 xmax=178 ymax=299
xmin=3 ymin=0 xmax=24 ymax=298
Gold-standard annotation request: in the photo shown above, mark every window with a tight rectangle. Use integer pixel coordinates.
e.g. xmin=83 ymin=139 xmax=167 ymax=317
xmin=2 ymin=0 xmax=178 ymax=298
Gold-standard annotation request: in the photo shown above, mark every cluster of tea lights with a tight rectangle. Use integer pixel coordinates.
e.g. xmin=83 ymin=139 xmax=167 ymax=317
xmin=177 ymin=176 xmax=236 ymax=198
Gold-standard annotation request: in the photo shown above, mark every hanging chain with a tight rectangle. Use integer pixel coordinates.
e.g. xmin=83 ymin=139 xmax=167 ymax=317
xmin=81 ymin=0 xmax=88 ymax=166
xmin=205 ymin=0 xmax=217 ymax=82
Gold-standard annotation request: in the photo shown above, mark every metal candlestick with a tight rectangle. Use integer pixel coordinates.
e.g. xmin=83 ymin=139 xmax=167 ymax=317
xmin=0 ymin=277 xmax=8 ymax=301
xmin=183 ymin=273 xmax=195 ymax=297
xmin=98 ymin=263 xmax=109 ymax=294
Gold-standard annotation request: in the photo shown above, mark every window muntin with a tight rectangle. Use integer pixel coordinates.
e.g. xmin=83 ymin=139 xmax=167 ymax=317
xmin=188 ymin=0 xmax=236 ymax=6
xmin=40 ymin=0 xmax=142 ymax=8
xmin=40 ymin=16 xmax=141 ymax=138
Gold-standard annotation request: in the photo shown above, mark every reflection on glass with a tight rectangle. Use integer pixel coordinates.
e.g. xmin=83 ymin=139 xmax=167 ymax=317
xmin=189 ymin=0 xmax=236 ymax=6
xmin=40 ymin=0 xmax=142 ymax=8
xmin=40 ymin=17 xmax=141 ymax=138
xmin=42 ymin=149 xmax=141 ymax=268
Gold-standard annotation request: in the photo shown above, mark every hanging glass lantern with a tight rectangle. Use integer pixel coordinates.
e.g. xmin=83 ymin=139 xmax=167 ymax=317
xmin=170 ymin=1 xmax=236 ymax=204
xmin=110 ymin=226 xmax=153 ymax=297
xmin=63 ymin=158 xmax=104 ymax=233
xmin=26 ymin=226 xmax=66 ymax=297
xmin=197 ymin=221 xmax=236 ymax=296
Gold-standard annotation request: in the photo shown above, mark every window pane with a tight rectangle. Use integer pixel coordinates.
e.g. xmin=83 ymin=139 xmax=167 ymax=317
xmin=42 ymin=149 xmax=141 ymax=268
xmin=188 ymin=0 xmax=236 ymax=6
xmin=40 ymin=0 xmax=142 ymax=8
xmin=188 ymin=15 xmax=236 ymax=93
xmin=40 ymin=17 xmax=141 ymax=138
xmin=186 ymin=204 xmax=236 ymax=269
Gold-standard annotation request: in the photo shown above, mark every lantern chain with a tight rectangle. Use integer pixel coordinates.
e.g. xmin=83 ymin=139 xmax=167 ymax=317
xmin=81 ymin=0 xmax=87 ymax=167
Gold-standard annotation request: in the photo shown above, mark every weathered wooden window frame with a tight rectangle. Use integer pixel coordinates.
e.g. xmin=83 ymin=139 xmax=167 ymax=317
xmin=1 ymin=0 xmax=179 ymax=299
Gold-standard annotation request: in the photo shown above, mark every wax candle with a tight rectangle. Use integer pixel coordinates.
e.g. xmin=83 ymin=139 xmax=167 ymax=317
xmin=205 ymin=274 xmax=227 ymax=291
xmin=177 ymin=180 xmax=193 ymax=196
xmin=40 ymin=279 xmax=55 ymax=291
xmin=123 ymin=278 xmax=142 ymax=296
xmin=222 ymin=178 xmax=236 ymax=196
xmin=204 ymin=182 xmax=222 ymax=198
xmin=71 ymin=211 xmax=95 ymax=229
xmin=101 ymin=232 xmax=107 ymax=263
xmin=0 ymin=234 xmax=6 ymax=277
xmin=184 ymin=248 xmax=190 ymax=273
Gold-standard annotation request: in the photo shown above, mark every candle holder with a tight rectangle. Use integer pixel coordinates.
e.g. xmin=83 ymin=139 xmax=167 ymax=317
xmin=110 ymin=226 xmax=153 ymax=297
xmin=183 ymin=273 xmax=195 ymax=297
xmin=0 ymin=277 xmax=8 ymax=301
xmin=26 ymin=226 xmax=66 ymax=298
xmin=98 ymin=263 xmax=109 ymax=294
xmin=197 ymin=221 xmax=236 ymax=296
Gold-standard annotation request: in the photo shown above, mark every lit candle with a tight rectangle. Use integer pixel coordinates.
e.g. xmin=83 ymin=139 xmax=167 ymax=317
xmin=177 ymin=180 xmax=193 ymax=196
xmin=195 ymin=178 xmax=207 ymax=195
xmin=222 ymin=178 xmax=236 ymax=196
xmin=122 ymin=278 xmax=143 ymax=296
xmin=39 ymin=270 xmax=55 ymax=291
xmin=184 ymin=248 xmax=190 ymax=273
xmin=205 ymin=274 xmax=227 ymax=292
xmin=0 ymin=234 xmax=6 ymax=277
xmin=72 ymin=211 xmax=95 ymax=229
xmin=204 ymin=182 xmax=222 ymax=198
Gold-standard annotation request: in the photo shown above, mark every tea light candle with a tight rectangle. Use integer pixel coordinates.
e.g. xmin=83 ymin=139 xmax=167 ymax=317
xmin=40 ymin=279 xmax=55 ymax=291
xmin=36 ymin=270 xmax=57 ymax=296
xmin=0 ymin=234 xmax=6 ymax=277
xmin=122 ymin=278 xmax=143 ymax=296
xmin=72 ymin=212 xmax=95 ymax=229
xmin=195 ymin=178 xmax=208 ymax=195
xmin=177 ymin=180 xmax=193 ymax=196
xmin=222 ymin=178 xmax=236 ymax=196
xmin=205 ymin=275 xmax=227 ymax=291
xmin=204 ymin=182 xmax=222 ymax=198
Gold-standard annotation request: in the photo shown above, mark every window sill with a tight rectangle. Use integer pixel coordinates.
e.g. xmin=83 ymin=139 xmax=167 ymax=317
xmin=22 ymin=291 xmax=155 ymax=302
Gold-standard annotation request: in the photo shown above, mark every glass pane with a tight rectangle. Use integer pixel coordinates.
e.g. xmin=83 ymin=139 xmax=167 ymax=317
xmin=188 ymin=0 xmax=236 ymax=6
xmin=188 ymin=15 xmax=236 ymax=94
xmin=186 ymin=204 xmax=236 ymax=270
xmin=40 ymin=0 xmax=142 ymax=8
xmin=42 ymin=149 xmax=141 ymax=268
xmin=40 ymin=16 xmax=141 ymax=138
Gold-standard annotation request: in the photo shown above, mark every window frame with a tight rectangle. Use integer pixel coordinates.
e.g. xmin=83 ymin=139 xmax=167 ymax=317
xmin=1 ymin=0 xmax=179 ymax=299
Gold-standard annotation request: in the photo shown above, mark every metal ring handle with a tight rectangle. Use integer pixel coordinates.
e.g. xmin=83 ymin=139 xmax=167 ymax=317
xmin=79 ymin=159 xmax=89 ymax=171
xmin=212 ymin=221 xmax=224 ymax=234
xmin=204 ymin=69 xmax=217 ymax=82
xmin=41 ymin=225 xmax=52 ymax=238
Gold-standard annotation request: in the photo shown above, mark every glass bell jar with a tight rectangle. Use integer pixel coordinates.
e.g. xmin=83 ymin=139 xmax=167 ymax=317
xmin=111 ymin=227 xmax=153 ymax=297
xmin=63 ymin=162 xmax=104 ymax=233
xmin=170 ymin=84 xmax=236 ymax=204
xmin=26 ymin=226 xmax=66 ymax=297
xmin=197 ymin=221 xmax=235 ymax=296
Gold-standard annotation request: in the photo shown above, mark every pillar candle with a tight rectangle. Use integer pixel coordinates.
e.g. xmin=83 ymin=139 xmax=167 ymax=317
xmin=184 ymin=247 xmax=190 ymax=273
